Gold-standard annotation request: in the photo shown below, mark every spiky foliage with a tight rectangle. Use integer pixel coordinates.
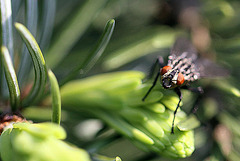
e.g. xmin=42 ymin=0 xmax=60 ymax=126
xmin=0 ymin=0 xmax=240 ymax=161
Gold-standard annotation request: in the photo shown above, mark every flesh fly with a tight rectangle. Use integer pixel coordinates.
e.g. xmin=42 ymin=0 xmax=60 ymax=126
xmin=142 ymin=37 xmax=228 ymax=134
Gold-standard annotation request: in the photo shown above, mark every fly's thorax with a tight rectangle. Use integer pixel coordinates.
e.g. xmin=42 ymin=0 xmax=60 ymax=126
xmin=167 ymin=54 xmax=200 ymax=82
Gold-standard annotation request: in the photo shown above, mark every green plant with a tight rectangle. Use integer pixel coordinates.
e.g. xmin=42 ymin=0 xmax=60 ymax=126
xmin=0 ymin=0 xmax=117 ymax=160
xmin=1 ymin=0 xmax=240 ymax=161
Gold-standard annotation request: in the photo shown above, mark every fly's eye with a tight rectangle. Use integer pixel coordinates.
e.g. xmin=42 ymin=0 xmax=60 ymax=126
xmin=160 ymin=66 xmax=172 ymax=75
xmin=177 ymin=72 xmax=185 ymax=85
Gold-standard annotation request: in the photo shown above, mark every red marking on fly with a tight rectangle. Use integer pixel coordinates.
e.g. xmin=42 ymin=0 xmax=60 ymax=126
xmin=160 ymin=66 xmax=172 ymax=75
xmin=142 ymin=37 xmax=228 ymax=134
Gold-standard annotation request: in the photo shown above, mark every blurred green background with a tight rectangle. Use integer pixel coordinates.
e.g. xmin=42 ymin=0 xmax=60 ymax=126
xmin=8 ymin=0 xmax=240 ymax=160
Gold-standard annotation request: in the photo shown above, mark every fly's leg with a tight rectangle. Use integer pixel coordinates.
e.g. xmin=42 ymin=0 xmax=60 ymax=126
xmin=142 ymin=57 xmax=164 ymax=101
xmin=145 ymin=56 xmax=165 ymax=80
xmin=190 ymin=87 xmax=204 ymax=114
xmin=142 ymin=72 xmax=160 ymax=101
xmin=181 ymin=86 xmax=204 ymax=113
xmin=183 ymin=86 xmax=204 ymax=94
xmin=181 ymin=86 xmax=207 ymax=128
xmin=171 ymin=87 xmax=182 ymax=134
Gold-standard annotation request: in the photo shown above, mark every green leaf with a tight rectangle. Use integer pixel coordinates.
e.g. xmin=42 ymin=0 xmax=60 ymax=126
xmin=1 ymin=46 xmax=20 ymax=111
xmin=1 ymin=122 xmax=91 ymax=161
xmin=13 ymin=122 xmax=66 ymax=139
xmin=60 ymin=19 xmax=115 ymax=85
xmin=48 ymin=70 xmax=61 ymax=124
xmin=46 ymin=0 xmax=108 ymax=69
xmin=0 ymin=128 xmax=13 ymax=161
xmin=38 ymin=0 xmax=56 ymax=50
xmin=102 ymin=27 xmax=181 ymax=70
xmin=0 ymin=0 xmax=13 ymax=58
xmin=94 ymin=110 xmax=154 ymax=145
xmin=25 ymin=0 xmax=38 ymax=36
xmin=15 ymin=23 xmax=47 ymax=107
xmin=17 ymin=0 xmax=38 ymax=86
xmin=213 ymin=79 xmax=240 ymax=97
xmin=177 ymin=114 xmax=201 ymax=131
xmin=22 ymin=106 xmax=52 ymax=121
xmin=0 ymin=0 xmax=14 ymax=98
xmin=22 ymin=106 xmax=68 ymax=121
xmin=115 ymin=157 xmax=122 ymax=161
xmin=11 ymin=0 xmax=21 ymax=19
xmin=92 ymin=154 xmax=122 ymax=161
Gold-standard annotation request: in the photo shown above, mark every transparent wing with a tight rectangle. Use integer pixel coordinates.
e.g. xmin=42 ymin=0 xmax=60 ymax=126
xmin=170 ymin=37 xmax=198 ymax=61
xmin=196 ymin=58 xmax=229 ymax=78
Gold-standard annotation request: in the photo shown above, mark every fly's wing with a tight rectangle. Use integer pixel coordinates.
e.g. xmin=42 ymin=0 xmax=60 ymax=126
xmin=196 ymin=58 xmax=229 ymax=78
xmin=170 ymin=37 xmax=198 ymax=61
xmin=170 ymin=37 xmax=229 ymax=78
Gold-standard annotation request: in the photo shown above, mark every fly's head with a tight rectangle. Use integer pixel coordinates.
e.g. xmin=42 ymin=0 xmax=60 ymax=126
xmin=160 ymin=66 xmax=185 ymax=89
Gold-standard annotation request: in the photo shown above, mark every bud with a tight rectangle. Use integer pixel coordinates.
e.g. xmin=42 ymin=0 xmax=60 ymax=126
xmin=0 ymin=122 xmax=91 ymax=161
xmin=58 ymin=71 xmax=196 ymax=158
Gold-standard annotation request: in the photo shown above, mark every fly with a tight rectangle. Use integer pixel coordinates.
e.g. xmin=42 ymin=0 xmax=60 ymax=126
xmin=142 ymin=37 xmax=228 ymax=134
